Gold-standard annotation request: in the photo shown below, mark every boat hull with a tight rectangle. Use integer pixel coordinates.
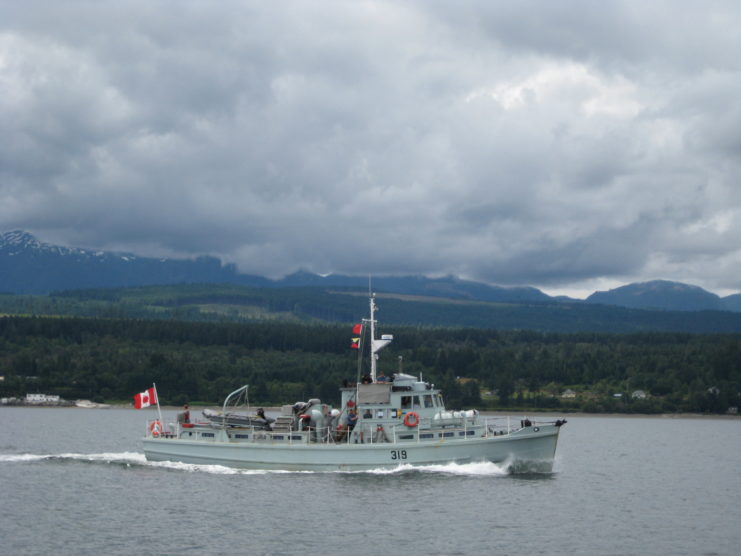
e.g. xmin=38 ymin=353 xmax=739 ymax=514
xmin=142 ymin=425 xmax=561 ymax=472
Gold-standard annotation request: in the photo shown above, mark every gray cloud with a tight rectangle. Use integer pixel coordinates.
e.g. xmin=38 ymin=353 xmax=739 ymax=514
xmin=2 ymin=0 xmax=741 ymax=297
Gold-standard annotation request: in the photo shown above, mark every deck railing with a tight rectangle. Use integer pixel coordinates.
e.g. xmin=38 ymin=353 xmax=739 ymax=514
xmin=147 ymin=416 xmax=561 ymax=444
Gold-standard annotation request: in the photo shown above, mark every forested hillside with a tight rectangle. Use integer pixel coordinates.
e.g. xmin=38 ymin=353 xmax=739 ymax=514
xmin=1 ymin=316 xmax=738 ymax=414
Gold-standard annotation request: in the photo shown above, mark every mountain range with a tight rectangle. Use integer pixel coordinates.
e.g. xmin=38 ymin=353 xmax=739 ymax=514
xmin=2 ymin=230 xmax=740 ymax=313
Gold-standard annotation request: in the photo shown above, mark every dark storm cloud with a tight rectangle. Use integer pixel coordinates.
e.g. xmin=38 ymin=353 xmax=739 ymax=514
xmin=2 ymin=0 xmax=740 ymax=297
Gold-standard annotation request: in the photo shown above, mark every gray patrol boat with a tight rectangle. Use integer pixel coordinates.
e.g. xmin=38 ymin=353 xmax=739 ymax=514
xmin=142 ymin=294 xmax=566 ymax=472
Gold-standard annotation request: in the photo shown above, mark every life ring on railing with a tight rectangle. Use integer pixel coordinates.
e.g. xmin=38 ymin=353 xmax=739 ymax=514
xmin=150 ymin=420 xmax=162 ymax=437
xmin=403 ymin=412 xmax=420 ymax=428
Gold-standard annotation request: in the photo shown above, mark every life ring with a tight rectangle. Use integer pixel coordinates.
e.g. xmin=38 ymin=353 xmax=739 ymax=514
xmin=533 ymin=426 xmax=540 ymax=432
xmin=150 ymin=420 xmax=162 ymax=437
xmin=403 ymin=412 xmax=420 ymax=427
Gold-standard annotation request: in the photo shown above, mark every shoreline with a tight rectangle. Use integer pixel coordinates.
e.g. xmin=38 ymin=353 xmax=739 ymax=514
xmin=2 ymin=403 xmax=738 ymax=419
xmin=479 ymin=410 xmax=739 ymax=420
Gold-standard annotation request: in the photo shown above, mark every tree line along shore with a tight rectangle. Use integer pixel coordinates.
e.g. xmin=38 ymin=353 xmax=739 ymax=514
xmin=0 ymin=315 xmax=738 ymax=414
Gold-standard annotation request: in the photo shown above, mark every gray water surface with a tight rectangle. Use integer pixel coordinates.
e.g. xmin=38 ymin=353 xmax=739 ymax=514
xmin=1 ymin=408 xmax=739 ymax=555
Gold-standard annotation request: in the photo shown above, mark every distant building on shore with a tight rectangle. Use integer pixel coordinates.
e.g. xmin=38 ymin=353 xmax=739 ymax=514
xmin=25 ymin=393 xmax=61 ymax=404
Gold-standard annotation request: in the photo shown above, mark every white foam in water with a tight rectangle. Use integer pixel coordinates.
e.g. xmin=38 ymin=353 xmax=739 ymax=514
xmin=0 ymin=451 xmax=291 ymax=475
xmin=143 ymin=459 xmax=292 ymax=475
xmin=2 ymin=452 xmax=517 ymax=476
xmin=0 ymin=453 xmax=49 ymax=463
xmin=0 ymin=451 xmax=146 ymax=464
xmin=358 ymin=460 xmax=512 ymax=476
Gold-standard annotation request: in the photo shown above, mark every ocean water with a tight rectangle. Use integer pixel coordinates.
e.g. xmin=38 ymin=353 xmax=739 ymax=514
xmin=1 ymin=407 xmax=739 ymax=556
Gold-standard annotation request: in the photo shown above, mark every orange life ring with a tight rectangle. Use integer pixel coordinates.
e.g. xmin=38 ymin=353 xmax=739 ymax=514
xmin=150 ymin=420 xmax=162 ymax=437
xmin=403 ymin=411 xmax=419 ymax=427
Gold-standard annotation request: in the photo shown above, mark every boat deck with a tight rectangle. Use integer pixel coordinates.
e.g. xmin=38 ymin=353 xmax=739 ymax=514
xmin=148 ymin=416 xmax=547 ymax=446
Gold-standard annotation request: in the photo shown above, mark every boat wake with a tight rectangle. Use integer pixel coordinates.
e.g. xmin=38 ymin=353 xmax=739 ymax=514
xmin=0 ymin=452 xmax=146 ymax=465
xmin=0 ymin=452 xmax=307 ymax=475
xmin=358 ymin=460 xmax=512 ymax=476
xmin=1 ymin=453 xmax=551 ymax=477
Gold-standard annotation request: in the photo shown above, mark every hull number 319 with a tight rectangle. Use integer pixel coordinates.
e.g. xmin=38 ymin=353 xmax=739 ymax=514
xmin=390 ymin=450 xmax=407 ymax=460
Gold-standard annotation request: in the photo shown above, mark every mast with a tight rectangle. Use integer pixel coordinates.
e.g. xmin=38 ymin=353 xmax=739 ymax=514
xmin=367 ymin=293 xmax=392 ymax=381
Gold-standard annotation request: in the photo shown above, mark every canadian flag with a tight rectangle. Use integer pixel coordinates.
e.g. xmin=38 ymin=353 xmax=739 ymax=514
xmin=134 ymin=387 xmax=157 ymax=409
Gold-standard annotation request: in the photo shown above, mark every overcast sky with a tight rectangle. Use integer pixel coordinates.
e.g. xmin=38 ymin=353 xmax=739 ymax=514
xmin=2 ymin=1 xmax=740 ymax=298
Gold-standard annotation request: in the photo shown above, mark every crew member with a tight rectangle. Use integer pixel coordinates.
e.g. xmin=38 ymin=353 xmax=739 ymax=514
xmin=347 ymin=408 xmax=358 ymax=431
xmin=179 ymin=404 xmax=191 ymax=424
xmin=256 ymin=408 xmax=272 ymax=430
